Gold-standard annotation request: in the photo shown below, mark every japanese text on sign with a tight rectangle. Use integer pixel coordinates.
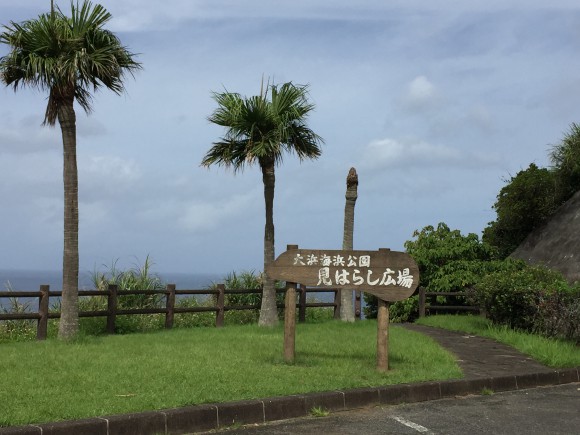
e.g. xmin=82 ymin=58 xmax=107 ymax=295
xmin=292 ymin=252 xmax=414 ymax=288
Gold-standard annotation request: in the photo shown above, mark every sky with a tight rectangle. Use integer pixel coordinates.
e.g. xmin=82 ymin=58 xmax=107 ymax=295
xmin=1 ymin=0 xmax=580 ymax=276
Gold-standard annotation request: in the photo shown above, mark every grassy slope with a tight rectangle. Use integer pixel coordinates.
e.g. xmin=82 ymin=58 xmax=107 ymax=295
xmin=0 ymin=320 xmax=461 ymax=427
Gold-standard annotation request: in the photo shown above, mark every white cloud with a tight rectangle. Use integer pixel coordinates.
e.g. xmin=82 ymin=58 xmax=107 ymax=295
xmin=83 ymin=155 xmax=141 ymax=183
xmin=177 ymin=191 xmax=258 ymax=233
xmin=359 ymin=137 xmax=500 ymax=171
xmin=400 ymin=76 xmax=441 ymax=111
xmin=360 ymin=138 xmax=458 ymax=169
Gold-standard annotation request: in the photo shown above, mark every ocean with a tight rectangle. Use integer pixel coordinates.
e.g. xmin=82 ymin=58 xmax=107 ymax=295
xmin=0 ymin=269 xmax=224 ymax=310
xmin=0 ymin=269 xmax=343 ymax=311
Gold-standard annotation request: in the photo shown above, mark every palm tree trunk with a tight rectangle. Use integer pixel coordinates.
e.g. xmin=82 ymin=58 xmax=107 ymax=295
xmin=340 ymin=168 xmax=358 ymax=322
xmin=57 ymin=99 xmax=79 ymax=340
xmin=259 ymin=160 xmax=278 ymax=326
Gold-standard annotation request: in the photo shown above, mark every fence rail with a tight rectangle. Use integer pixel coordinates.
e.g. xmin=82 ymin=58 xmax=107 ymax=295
xmin=0 ymin=284 xmax=340 ymax=340
xmin=418 ymin=287 xmax=481 ymax=318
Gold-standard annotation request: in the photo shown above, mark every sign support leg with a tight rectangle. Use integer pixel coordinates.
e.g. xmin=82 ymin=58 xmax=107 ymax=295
xmin=376 ymin=299 xmax=390 ymax=372
xmin=284 ymin=281 xmax=297 ymax=363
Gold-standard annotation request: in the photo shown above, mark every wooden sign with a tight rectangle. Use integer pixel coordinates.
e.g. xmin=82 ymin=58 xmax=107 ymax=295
xmin=266 ymin=248 xmax=419 ymax=302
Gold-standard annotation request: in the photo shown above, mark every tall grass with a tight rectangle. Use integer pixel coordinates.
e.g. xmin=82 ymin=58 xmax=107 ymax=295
xmin=0 ymin=321 xmax=461 ymax=427
xmin=416 ymin=314 xmax=580 ymax=368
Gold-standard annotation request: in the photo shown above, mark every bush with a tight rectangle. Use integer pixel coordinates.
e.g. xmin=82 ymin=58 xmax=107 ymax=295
xmin=533 ymin=286 xmax=580 ymax=343
xmin=473 ymin=265 xmax=568 ymax=330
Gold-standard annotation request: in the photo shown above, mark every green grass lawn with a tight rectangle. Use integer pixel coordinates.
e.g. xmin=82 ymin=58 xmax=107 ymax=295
xmin=0 ymin=320 xmax=461 ymax=427
xmin=416 ymin=315 xmax=580 ymax=368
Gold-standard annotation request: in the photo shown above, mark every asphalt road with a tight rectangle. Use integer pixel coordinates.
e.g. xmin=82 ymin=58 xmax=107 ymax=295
xmin=205 ymin=383 xmax=580 ymax=435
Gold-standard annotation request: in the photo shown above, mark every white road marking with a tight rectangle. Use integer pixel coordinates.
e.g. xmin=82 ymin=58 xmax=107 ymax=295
xmin=391 ymin=416 xmax=434 ymax=434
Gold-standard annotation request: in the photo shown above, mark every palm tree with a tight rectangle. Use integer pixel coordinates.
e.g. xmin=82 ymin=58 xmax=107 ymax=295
xmin=0 ymin=1 xmax=141 ymax=340
xmin=202 ymin=81 xmax=324 ymax=326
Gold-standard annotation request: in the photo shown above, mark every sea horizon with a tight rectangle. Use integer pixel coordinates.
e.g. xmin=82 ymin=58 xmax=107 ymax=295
xmin=0 ymin=268 xmax=225 ymax=292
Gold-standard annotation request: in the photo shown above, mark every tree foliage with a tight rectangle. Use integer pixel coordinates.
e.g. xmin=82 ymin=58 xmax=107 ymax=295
xmin=202 ymin=80 xmax=323 ymax=327
xmin=364 ymin=222 xmax=508 ymax=319
xmin=483 ymin=163 xmax=558 ymax=258
xmin=404 ymin=222 xmax=498 ymax=290
xmin=484 ymin=124 xmax=580 ymax=258
xmin=550 ymin=122 xmax=580 ymax=205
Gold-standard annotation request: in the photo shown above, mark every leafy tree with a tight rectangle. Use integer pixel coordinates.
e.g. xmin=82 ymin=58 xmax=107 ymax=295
xmin=364 ymin=222 xmax=502 ymax=319
xmin=405 ymin=222 xmax=498 ymax=289
xmin=0 ymin=1 xmax=141 ymax=339
xmin=550 ymin=122 xmax=580 ymax=205
xmin=202 ymin=81 xmax=323 ymax=326
xmin=483 ymin=164 xmax=557 ymax=258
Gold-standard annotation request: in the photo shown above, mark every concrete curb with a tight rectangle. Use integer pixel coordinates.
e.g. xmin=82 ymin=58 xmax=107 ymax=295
xmin=1 ymin=367 xmax=578 ymax=435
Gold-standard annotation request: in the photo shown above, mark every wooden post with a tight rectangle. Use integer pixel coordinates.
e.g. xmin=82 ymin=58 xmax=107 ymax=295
xmin=284 ymin=281 xmax=297 ymax=363
xmin=376 ymin=299 xmax=390 ymax=372
xmin=216 ymin=284 xmax=225 ymax=327
xmin=165 ymin=284 xmax=176 ymax=329
xmin=333 ymin=289 xmax=341 ymax=319
xmin=107 ymin=284 xmax=118 ymax=334
xmin=37 ymin=285 xmax=50 ymax=341
xmin=419 ymin=287 xmax=426 ymax=318
xmin=298 ymin=284 xmax=306 ymax=323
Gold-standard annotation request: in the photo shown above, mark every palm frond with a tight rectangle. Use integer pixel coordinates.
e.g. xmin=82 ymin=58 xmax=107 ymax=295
xmin=0 ymin=1 xmax=141 ymax=125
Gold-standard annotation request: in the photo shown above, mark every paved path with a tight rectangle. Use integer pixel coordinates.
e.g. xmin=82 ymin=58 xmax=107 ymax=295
xmin=401 ymin=324 xmax=552 ymax=378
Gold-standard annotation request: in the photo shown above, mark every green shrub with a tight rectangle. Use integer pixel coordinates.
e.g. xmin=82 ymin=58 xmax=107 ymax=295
xmin=473 ymin=265 xmax=568 ymax=330
xmin=533 ymin=286 xmax=580 ymax=343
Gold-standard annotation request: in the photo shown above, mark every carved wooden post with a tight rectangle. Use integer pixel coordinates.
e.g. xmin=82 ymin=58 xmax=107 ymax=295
xmin=216 ymin=284 xmax=225 ymax=327
xmin=376 ymin=299 xmax=390 ymax=372
xmin=341 ymin=167 xmax=358 ymax=322
xmin=165 ymin=284 xmax=176 ymax=329
xmin=107 ymin=284 xmax=118 ymax=334
xmin=37 ymin=285 xmax=50 ymax=341
xmin=298 ymin=284 xmax=306 ymax=323
xmin=284 ymin=281 xmax=297 ymax=363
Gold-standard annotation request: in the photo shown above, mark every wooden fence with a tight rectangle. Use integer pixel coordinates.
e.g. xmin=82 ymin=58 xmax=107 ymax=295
xmin=0 ymin=284 xmax=341 ymax=340
xmin=418 ymin=287 xmax=481 ymax=317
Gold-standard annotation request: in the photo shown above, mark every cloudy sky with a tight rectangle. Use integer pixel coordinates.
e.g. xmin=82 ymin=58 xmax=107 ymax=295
xmin=1 ymin=0 xmax=580 ymax=275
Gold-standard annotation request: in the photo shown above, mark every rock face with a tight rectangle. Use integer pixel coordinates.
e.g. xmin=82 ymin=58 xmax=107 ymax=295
xmin=511 ymin=190 xmax=580 ymax=284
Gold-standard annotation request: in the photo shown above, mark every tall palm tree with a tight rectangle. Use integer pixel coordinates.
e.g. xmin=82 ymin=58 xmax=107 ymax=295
xmin=203 ymin=81 xmax=324 ymax=326
xmin=0 ymin=1 xmax=141 ymax=340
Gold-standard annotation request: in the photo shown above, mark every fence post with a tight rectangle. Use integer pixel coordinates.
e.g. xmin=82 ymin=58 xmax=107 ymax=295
xmin=216 ymin=284 xmax=225 ymax=327
xmin=298 ymin=284 xmax=306 ymax=323
xmin=165 ymin=284 xmax=176 ymax=329
xmin=37 ymin=285 xmax=49 ymax=341
xmin=333 ymin=289 xmax=341 ymax=320
xmin=107 ymin=284 xmax=118 ymax=334
xmin=419 ymin=287 xmax=426 ymax=318
xmin=284 ymin=282 xmax=297 ymax=363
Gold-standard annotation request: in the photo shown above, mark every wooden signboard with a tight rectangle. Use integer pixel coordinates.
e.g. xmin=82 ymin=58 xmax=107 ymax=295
xmin=266 ymin=247 xmax=419 ymax=302
xmin=269 ymin=246 xmax=419 ymax=372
